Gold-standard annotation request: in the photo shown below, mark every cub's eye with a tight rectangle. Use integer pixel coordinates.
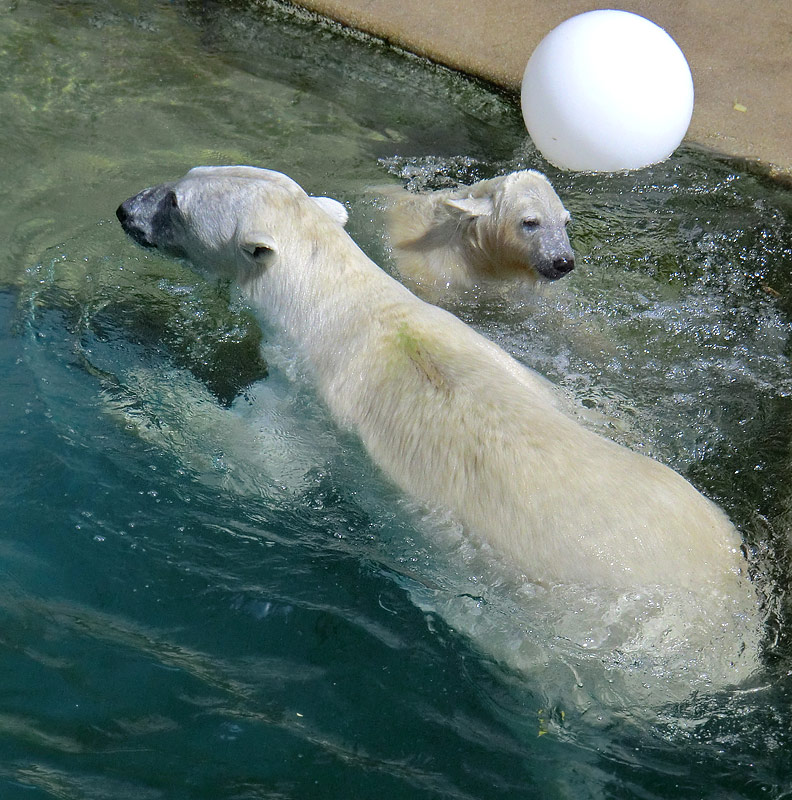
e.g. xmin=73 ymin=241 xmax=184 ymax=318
xmin=522 ymin=219 xmax=540 ymax=229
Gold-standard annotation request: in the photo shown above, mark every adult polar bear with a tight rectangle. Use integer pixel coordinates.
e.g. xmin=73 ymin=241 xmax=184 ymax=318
xmin=117 ymin=166 xmax=759 ymax=677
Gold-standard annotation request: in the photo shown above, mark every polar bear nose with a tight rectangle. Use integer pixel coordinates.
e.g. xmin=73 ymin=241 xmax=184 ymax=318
xmin=117 ymin=184 xmax=178 ymax=251
xmin=552 ymin=256 xmax=575 ymax=276
xmin=117 ymin=200 xmax=154 ymax=248
xmin=536 ymin=255 xmax=575 ymax=281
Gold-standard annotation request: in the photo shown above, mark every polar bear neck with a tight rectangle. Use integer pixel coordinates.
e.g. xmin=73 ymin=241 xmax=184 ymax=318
xmin=460 ymin=215 xmax=503 ymax=279
xmin=244 ymin=212 xmax=418 ymax=385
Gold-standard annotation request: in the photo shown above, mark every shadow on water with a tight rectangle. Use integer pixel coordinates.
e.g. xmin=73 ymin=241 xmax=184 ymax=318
xmin=2 ymin=0 xmax=792 ymax=798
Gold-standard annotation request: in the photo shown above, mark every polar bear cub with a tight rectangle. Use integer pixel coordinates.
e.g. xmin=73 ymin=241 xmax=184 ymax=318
xmin=117 ymin=166 xmax=757 ymax=649
xmin=384 ymin=170 xmax=574 ymax=297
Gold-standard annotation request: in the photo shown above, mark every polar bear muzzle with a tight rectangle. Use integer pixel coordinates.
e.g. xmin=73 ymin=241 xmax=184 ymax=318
xmin=116 ymin=183 xmax=183 ymax=255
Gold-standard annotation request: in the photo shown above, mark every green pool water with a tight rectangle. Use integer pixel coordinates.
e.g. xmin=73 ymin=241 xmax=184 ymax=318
xmin=3 ymin=0 xmax=792 ymax=797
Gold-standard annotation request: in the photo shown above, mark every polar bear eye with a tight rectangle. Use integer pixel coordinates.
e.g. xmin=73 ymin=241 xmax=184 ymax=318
xmin=522 ymin=218 xmax=540 ymax=229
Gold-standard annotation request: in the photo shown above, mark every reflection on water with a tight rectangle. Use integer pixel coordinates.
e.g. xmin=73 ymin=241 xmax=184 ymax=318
xmin=3 ymin=0 xmax=792 ymax=798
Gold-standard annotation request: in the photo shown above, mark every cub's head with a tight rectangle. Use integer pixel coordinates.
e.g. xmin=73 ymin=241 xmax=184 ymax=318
xmin=446 ymin=169 xmax=575 ymax=282
xmin=117 ymin=165 xmax=348 ymax=282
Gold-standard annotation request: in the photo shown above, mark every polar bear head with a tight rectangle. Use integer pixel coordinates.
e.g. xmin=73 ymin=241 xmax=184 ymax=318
xmin=446 ymin=169 xmax=574 ymax=282
xmin=116 ymin=165 xmax=348 ymax=285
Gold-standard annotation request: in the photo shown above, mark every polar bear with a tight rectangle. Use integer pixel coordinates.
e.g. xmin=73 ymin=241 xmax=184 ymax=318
xmin=384 ymin=170 xmax=574 ymax=299
xmin=117 ymin=166 xmax=758 ymax=660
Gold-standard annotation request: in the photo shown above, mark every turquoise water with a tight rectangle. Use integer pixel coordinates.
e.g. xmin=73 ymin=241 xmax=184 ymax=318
xmin=3 ymin=0 xmax=792 ymax=797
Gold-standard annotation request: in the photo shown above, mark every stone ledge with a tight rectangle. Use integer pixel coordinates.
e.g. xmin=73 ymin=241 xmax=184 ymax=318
xmin=291 ymin=0 xmax=792 ymax=178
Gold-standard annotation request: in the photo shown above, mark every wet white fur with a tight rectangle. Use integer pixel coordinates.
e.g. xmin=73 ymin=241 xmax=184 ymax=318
xmin=146 ymin=167 xmax=753 ymax=595
xmin=384 ymin=170 xmax=573 ymax=298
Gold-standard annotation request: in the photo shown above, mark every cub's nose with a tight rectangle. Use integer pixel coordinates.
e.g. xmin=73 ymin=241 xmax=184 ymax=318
xmin=537 ymin=255 xmax=575 ymax=281
xmin=552 ymin=256 xmax=575 ymax=277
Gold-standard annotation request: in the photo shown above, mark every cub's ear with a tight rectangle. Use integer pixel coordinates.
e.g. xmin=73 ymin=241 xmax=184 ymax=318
xmin=240 ymin=233 xmax=278 ymax=267
xmin=311 ymin=196 xmax=349 ymax=227
xmin=443 ymin=195 xmax=494 ymax=218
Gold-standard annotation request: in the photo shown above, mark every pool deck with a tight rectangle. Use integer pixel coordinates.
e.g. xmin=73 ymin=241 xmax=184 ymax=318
xmin=292 ymin=0 xmax=792 ymax=178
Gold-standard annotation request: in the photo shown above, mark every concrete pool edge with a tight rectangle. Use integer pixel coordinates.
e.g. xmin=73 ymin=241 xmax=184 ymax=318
xmin=286 ymin=0 xmax=792 ymax=181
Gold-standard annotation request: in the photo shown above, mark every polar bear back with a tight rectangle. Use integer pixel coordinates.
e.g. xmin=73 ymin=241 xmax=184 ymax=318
xmin=326 ymin=294 xmax=742 ymax=592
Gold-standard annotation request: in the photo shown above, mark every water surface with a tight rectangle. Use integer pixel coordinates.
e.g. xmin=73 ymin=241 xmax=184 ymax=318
xmin=3 ymin=1 xmax=792 ymax=797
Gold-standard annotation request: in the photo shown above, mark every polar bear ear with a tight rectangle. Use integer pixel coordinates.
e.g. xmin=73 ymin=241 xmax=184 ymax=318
xmin=311 ymin=196 xmax=349 ymax=227
xmin=443 ymin=195 xmax=494 ymax=218
xmin=240 ymin=233 xmax=278 ymax=267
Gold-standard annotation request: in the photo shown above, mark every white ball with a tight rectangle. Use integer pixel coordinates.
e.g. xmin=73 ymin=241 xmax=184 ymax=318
xmin=521 ymin=10 xmax=694 ymax=172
